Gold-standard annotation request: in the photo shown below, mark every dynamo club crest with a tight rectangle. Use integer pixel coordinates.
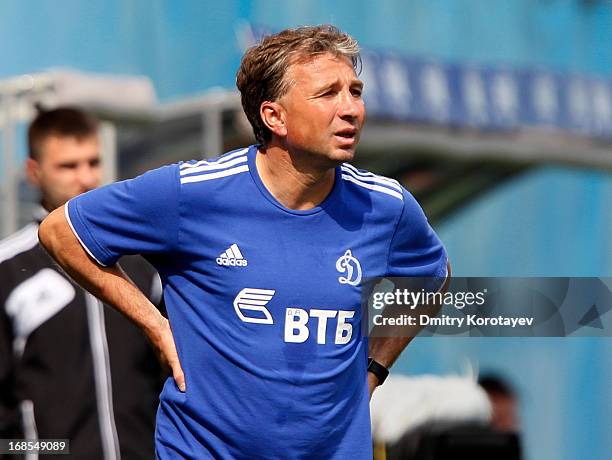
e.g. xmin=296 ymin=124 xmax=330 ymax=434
xmin=336 ymin=249 xmax=362 ymax=286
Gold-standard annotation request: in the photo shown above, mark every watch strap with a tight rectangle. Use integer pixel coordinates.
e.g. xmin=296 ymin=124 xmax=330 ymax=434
xmin=367 ymin=357 xmax=389 ymax=385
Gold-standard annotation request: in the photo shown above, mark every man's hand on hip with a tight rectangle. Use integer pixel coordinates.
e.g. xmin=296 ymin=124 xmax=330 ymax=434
xmin=151 ymin=318 xmax=186 ymax=392
xmin=39 ymin=206 xmax=186 ymax=392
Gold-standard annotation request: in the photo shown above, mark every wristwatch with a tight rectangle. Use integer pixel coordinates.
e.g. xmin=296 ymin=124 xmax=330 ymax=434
xmin=367 ymin=357 xmax=389 ymax=385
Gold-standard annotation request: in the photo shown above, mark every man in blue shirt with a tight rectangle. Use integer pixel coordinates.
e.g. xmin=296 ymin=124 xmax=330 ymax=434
xmin=39 ymin=25 xmax=449 ymax=459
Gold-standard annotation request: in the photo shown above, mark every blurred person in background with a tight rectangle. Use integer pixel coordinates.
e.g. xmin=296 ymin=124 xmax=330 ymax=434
xmin=0 ymin=107 xmax=164 ymax=459
xmin=479 ymin=373 xmax=520 ymax=433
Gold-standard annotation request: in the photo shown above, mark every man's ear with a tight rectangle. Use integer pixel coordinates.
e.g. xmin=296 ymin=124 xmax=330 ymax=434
xmin=260 ymin=101 xmax=287 ymax=138
xmin=25 ymin=157 xmax=42 ymax=187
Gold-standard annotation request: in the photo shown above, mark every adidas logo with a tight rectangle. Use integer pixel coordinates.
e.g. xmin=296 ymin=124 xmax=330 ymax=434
xmin=216 ymin=243 xmax=248 ymax=267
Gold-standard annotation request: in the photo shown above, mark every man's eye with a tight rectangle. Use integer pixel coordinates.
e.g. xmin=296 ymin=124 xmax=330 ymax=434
xmin=89 ymin=159 xmax=101 ymax=167
xmin=351 ymin=88 xmax=363 ymax=97
xmin=59 ymin=163 xmax=78 ymax=169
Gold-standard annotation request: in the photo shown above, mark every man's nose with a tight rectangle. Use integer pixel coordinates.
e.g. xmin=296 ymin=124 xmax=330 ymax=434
xmin=337 ymin=90 xmax=361 ymax=119
xmin=78 ymin=164 xmax=101 ymax=190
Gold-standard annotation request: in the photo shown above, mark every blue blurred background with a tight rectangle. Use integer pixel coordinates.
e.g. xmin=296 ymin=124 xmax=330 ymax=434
xmin=1 ymin=1 xmax=611 ymax=459
xmin=3 ymin=0 xmax=612 ymax=99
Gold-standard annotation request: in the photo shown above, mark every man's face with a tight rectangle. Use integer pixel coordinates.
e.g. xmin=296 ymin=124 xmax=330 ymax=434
xmin=276 ymin=53 xmax=366 ymax=167
xmin=27 ymin=134 xmax=102 ymax=211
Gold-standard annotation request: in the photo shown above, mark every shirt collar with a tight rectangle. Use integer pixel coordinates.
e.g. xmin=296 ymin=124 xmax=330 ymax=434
xmin=33 ymin=204 xmax=49 ymax=223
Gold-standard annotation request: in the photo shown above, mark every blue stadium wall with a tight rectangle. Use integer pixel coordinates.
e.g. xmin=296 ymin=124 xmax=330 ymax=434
xmin=2 ymin=2 xmax=612 ymax=459
xmin=400 ymin=167 xmax=612 ymax=460
xmin=3 ymin=0 xmax=612 ymax=99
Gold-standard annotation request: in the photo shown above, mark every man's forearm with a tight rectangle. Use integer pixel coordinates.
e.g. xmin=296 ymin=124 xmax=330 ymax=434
xmin=38 ymin=205 xmax=164 ymax=340
xmin=367 ymin=262 xmax=452 ymax=387
xmin=39 ymin=205 xmax=185 ymax=391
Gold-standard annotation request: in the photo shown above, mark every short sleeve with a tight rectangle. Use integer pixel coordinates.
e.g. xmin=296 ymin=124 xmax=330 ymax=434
xmin=386 ymin=188 xmax=448 ymax=286
xmin=66 ymin=164 xmax=180 ymax=266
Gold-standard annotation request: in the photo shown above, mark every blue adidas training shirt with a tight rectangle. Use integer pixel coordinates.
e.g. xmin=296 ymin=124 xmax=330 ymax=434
xmin=66 ymin=145 xmax=448 ymax=459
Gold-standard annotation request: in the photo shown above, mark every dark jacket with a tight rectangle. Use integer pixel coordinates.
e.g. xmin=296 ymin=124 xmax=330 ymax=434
xmin=0 ymin=218 xmax=165 ymax=460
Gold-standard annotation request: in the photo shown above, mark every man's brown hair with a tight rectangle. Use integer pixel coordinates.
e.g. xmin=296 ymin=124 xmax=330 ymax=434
xmin=236 ymin=25 xmax=360 ymax=145
xmin=28 ymin=106 xmax=99 ymax=160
